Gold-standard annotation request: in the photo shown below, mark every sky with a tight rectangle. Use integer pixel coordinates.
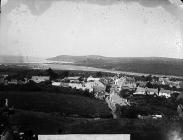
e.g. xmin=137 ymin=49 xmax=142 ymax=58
xmin=0 ymin=0 xmax=183 ymax=58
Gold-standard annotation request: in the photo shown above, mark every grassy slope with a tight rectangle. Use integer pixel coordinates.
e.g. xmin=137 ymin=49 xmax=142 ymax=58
xmin=1 ymin=91 xmax=183 ymax=140
xmin=0 ymin=91 xmax=111 ymax=117
xmin=9 ymin=109 xmax=183 ymax=140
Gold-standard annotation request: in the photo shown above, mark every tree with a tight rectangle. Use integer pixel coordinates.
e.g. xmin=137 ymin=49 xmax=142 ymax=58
xmin=96 ymin=71 xmax=102 ymax=77
xmin=46 ymin=68 xmax=58 ymax=80
xmin=146 ymin=82 xmax=152 ymax=88
xmin=78 ymin=76 xmax=84 ymax=82
xmin=105 ymin=84 xmax=111 ymax=93
xmin=120 ymin=89 xmax=131 ymax=98
xmin=145 ymin=74 xmax=152 ymax=82
xmin=61 ymin=71 xmax=70 ymax=78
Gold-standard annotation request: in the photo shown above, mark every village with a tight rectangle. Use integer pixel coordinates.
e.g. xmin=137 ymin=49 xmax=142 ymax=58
xmin=1 ymin=69 xmax=183 ymax=118
xmin=1 ymin=68 xmax=183 ymax=140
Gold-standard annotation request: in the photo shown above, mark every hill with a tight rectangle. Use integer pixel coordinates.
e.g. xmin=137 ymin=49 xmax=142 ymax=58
xmin=48 ymin=55 xmax=183 ymax=77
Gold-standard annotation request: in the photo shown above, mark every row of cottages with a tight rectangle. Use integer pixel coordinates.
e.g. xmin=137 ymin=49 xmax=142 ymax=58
xmin=159 ymin=77 xmax=170 ymax=85
xmin=136 ymin=81 xmax=147 ymax=88
xmin=69 ymin=80 xmax=106 ymax=93
xmin=169 ymin=81 xmax=183 ymax=89
xmin=53 ymin=76 xmax=105 ymax=93
xmin=65 ymin=77 xmax=80 ymax=83
xmin=158 ymin=89 xmax=172 ymax=98
xmin=87 ymin=76 xmax=100 ymax=82
xmin=158 ymin=77 xmax=183 ymax=89
xmin=134 ymin=87 xmax=158 ymax=95
xmin=52 ymin=77 xmax=81 ymax=86
xmin=0 ymin=74 xmax=29 ymax=85
xmin=134 ymin=87 xmax=173 ymax=98
xmin=0 ymin=78 xmax=28 ymax=85
xmin=31 ymin=76 xmax=50 ymax=83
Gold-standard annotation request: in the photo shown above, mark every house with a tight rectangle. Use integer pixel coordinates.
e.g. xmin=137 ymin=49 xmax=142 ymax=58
xmin=1 ymin=75 xmax=8 ymax=79
xmin=31 ymin=76 xmax=50 ymax=83
xmin=177 ymin=104 xmax=183 ymax=118
xmin=138 ymin=114 xmax=162 ymax=120
xmin=110 ymin=85 xmax=121 ymax=93
xmin=3 ymin=80 xmax=8 ymax=86
xmin=60 ymin=82 xmax=69 ymax=87
xmin=64 ymin=77 xmax=80 ymax=83
xmin=17 ymin=78 xmax=28 ymax=85
xmin=122 ymin=83 xmax=136 ymax=90
xmin=52 ymin=81 xmax=61 ymax=86
xmin=83 ymin=82 xmax=94 ymax=92
xmin=146 ymin=88 xmax=158 ymax=95
xmin=159 ymin=88 xmax=172 ymax=98
xmin=180 ymin=81 xmax=183 ymax=89
xmin=99 ymin=77 xmax=109 ymax=85
xmin=125 ymin=76 xmax=136 ymax=83
xmin=134 ymin=87 xmax=158 ymax=95
xmin=68 ymin=83 xmax=83 ymax=89
xmin=169 ymin=81 xmax=181 ymax=89
xmin=136 ymin=81 xmax=147 ymax=87
xmin=134 ymin=87 xmax=146 ymax=95
xmin=114 ymin=77 xmax=126 ymax=87
xmin=0 ymin=78 xmax=4 ymax=85
xmin=121 ymin=76 xmax=136 ymax=89
xmin=159 ymin=77 xmax=170 ymax=85
xmin=93 ymin=81 xmax=106 ymax=93
xmin=87 ymin=76 xmax=100 ymax=82
xmin=8 ymin=79 xmax=18 ymax=85
xmin=94 ymin=92 xmax=106 ymax=100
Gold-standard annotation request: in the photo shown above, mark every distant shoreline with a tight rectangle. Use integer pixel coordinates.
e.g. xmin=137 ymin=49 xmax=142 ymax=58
xmin=1 ymin=62 xmax=183 ymax=80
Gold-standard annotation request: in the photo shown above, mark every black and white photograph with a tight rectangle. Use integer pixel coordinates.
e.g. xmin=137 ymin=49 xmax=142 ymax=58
xmin=1 ymin=0 xmax=183 ymax=140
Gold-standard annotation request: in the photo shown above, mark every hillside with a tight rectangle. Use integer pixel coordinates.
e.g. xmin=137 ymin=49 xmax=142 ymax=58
xmin=48 ymin=55 xmax=183 ymax=77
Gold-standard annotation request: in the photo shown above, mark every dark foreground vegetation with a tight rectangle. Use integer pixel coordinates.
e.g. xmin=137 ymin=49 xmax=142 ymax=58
xmin=0 ymin=91 xmax=111 ymax=118
xmin=0 ymin=88 xmax=183 ymax=140
xmin=7 ymin=109 xmax=183 ymax=140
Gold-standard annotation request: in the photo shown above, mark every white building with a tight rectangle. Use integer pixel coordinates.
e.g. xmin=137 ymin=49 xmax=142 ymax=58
xmin=8 ymin=79 xmax=18 ymax=85
xmin=83 ymin=82 xmax=94 ymax=92
xmin=134 ymin=87 xmax=146 ymax=95
xmin=52 ymin=81 xmax=61 ymax=86
xmin=31 ymin=76 xmax=50 ymax=83
xmin=146 ymin=88 xmax=158 ymax=95
xmin=64 ymin=77 xmax=80 ymax=83
xmin=87 ymin=76 xmax=100 ymax=82
xmin=159 ymin=89 xmax=172 ymax=98
xmin=68 ymin=83 xmax=83 ymax=89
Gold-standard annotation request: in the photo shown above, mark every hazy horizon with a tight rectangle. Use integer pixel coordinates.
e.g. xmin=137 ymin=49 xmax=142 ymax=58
xmin=1 ymin=54 xmax=183 ymax=60
xmin=1 ymin=0 xmax=183 ymax=59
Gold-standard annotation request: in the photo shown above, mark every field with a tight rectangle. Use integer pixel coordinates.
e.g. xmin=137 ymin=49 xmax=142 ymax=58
xmin=0 ymin=91 xmax=111 ymax=117
xmin=1 ymin=91 xmax=183 ymax=140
